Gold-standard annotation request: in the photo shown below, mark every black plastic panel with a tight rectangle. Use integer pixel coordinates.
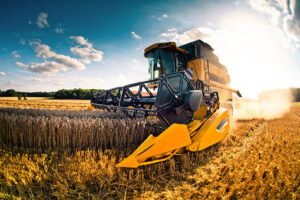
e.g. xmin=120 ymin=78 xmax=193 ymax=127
xmin=155 ymin=72 xmax=195 ymax=127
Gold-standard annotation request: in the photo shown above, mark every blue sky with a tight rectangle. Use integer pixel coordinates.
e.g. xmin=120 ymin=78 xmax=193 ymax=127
xmin=0 ymin=0 xmax=299 ymax=98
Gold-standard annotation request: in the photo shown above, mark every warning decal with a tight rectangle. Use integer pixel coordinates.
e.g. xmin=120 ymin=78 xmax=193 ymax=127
xmin=184 ymin=68 xmax=193 ymax=79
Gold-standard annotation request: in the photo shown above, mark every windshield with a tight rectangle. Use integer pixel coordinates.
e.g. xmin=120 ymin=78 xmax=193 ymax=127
xmin=148 ymin=51 xmax=160 ymax=80
xmin=148 ymin=49 xmax=180 ymax=80
xmin=160 ymin=49 xmax=175 ymax=74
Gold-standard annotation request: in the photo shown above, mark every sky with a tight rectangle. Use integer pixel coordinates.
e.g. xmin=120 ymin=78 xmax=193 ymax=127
xmin=0 ymin=0 xmax=299 ymax=98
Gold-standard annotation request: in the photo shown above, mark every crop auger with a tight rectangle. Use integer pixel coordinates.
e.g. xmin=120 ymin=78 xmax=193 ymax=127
xmin=91 ymin=40 xmax=242 ymax=168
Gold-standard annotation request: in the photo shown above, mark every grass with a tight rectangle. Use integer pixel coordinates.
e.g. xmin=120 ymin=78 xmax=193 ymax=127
xmin=0 ymin=104 xmax=299 ymax=199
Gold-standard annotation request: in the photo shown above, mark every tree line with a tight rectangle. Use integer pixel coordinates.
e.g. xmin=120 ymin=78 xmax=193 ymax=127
xmin=292 ymin=88 xmax=300 ymax=102
xmin=0 ymin=88 xmax=102 ymax=100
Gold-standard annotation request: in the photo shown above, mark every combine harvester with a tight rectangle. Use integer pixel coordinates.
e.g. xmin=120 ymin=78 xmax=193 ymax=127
xmin=91 ymin=40 xmax=242 ymax=168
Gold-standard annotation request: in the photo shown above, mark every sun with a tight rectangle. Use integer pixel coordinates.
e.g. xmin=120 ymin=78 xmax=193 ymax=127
xmin=207 ymin=12 xmax=292 ymax=99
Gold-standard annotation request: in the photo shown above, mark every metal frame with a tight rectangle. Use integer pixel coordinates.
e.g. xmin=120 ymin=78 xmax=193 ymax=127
xmin=91 ymin=78 xmax=160 ymax=117
xmin=91 ymin=72 xmax=208 ymax=126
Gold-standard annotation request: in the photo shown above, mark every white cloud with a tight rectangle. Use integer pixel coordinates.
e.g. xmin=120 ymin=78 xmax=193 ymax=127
xmin=70 ymin=36 xmax=104 ymax=63
xmin=160 ymin=27 xmax=214 ymax=45
xmin=55 ymin=28 xmax=64 ymax=34
xmin=28 ymin=61 xmax=69 ymax=74
xmin=158 ymin=14 xmax=169 ymax=20
xmin=167 ymin=28 xmax=177 ymax=32
xmin=283 ymin=0 xmax=300 ymax=42
xmin=70 ymin=36 xmax=92 ymax=48
xmin=37 ymin=12 xmax=49 ymax=28
xmin=17 ymin=42 xmax=85 ymax=74
xmin=26 ymin=76 xmax=65 ymax=86
xmin=17 ymin=36 xmax=103 ymax=75
xmin=76 ymin=78 xmax=105 ymax=88
xmin=131 ymin=31 xmax=142 ymax=39
xmin=160 ymin=32 xmax=178 ymax=38
xmin=248 ymin=0 xmax=300 ymax=44
xmin=55 ymin=23 xmax=65 ymax=34
xmin=33 ymin=43 xmax=85 ymax=70
xmin=53 ymin=80 xmax=65 ymax=85
xmin=11 ymin=51 xmax=21 ymax=58
xmin=20 ymin=39 xmax=25 ymax=45
xmin=248 ymin=0 xmax=282 ymax=25
xmin=70 ymin=47 xmax=103 ymax=63
xmin=0 ymin=72 xmax=6 ymax=76
xmin=34 ymin=43 xmax=56 ymax=58
xmin=16 ymin=62 xmax=29 ymax=68
xmin=26 ymin=77 xmax=44 ymax=82
xmin=276 ymin=0 xmax=289 ymax=13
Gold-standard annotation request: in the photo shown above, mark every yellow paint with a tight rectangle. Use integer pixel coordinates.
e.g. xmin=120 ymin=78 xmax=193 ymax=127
xmin=187 ymin=58 xmax=229 ymax=84
xmin=87 ymin=104 xmax=94 ymax=110
xmin=194 ymin=104 xmax=207 ymax=119
xmin=117 ymin=109 xmax=230 ymax=168
xmin=116 ymin=124 xmax=191 ymax=168
xmin=144 ymin=42 xmax=186 ymax=58
xmin=187 ymin=108 xmax=229 ymax=152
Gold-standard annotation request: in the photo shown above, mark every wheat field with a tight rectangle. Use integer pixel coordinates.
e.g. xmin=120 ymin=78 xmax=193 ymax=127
xmin=0 ymin=98 xmax=89 ymax=110
xmin=0 ymin=101 xmax=299 ymax=199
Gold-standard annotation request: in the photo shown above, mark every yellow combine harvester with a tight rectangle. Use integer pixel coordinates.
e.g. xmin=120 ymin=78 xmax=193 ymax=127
xmin=91 ymin=39 xmax=241 ymax=168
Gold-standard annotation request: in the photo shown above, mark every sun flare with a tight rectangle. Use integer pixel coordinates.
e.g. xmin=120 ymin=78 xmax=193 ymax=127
xmin=204 ymin=12 xmax=293 ymax=98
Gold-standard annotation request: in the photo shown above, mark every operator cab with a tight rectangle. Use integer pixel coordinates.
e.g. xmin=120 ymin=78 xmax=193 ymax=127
xmin=144 ymin=42 xmax=187 ymax=80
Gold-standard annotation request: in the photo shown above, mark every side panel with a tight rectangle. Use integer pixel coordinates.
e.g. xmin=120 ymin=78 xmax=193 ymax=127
xmin=187 ymin=58 xmax=232 ymax=105
xmin=187 ymin=108 xmax=230 ymax=152
xmin=187 ymin=59 xmax=205 ymax=80
xmin=187 ymin=58 xmax=230 ymax=85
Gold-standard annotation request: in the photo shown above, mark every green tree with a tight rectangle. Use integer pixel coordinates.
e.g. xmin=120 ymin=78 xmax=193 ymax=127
xmin=23 ymin=93 xmax=27 ymax=100
xmin=53 ymin=88 xmax=95 ymax=99
xmin=4 ymin=89 xmax=17 ymax=97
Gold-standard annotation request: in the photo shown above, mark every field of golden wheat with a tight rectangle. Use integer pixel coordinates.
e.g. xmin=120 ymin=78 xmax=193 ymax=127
xmin=0 ymin=97 xmax=90 ymax=110
xmin=0 ymin=101 xmax=299 ymax=199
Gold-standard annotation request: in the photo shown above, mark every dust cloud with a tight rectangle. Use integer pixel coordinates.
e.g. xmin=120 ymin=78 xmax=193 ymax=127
xmin=232 ymin=89 xmax=293 ymax=120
